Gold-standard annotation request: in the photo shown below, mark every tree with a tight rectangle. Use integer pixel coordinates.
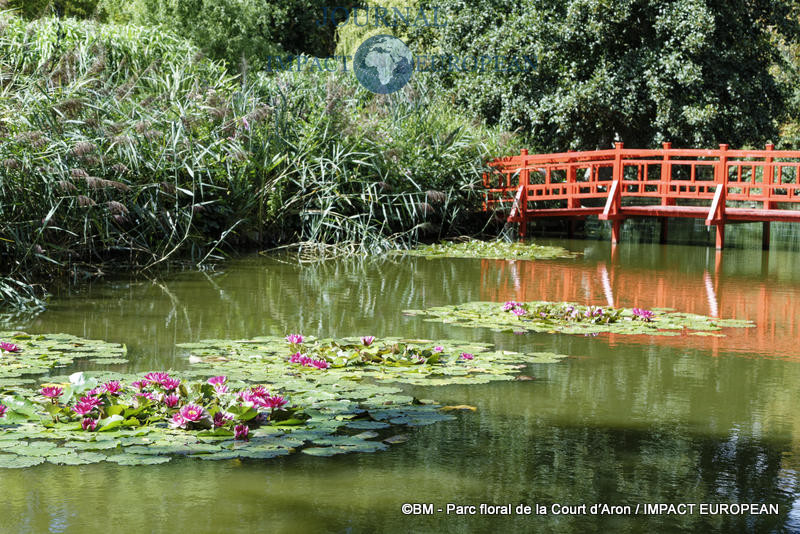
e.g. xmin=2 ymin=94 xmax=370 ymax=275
xmin=420 ymin=0 xmax=800 ymax=150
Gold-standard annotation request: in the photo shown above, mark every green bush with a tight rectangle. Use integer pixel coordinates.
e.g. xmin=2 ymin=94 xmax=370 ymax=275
xmin=419 ymin=0 xmax=800 ymax=151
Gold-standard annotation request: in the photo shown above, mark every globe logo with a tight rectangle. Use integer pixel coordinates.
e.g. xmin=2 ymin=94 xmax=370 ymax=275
xmin=353 ymin=35 xmax=414 ymax=94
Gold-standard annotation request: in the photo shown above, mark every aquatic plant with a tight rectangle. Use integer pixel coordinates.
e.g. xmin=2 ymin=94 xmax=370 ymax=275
xmin=404 ymin=301 xmax=755 ymax=337
xmin=39 ymin=386 xmax=63 ymax=399
xmin=361 ymin=336 xmax=375 ymax=346
xmin=0 ymin=342 xmax=20 ymax=353
xmin=402 ymin=240 xmax=576 ymax=261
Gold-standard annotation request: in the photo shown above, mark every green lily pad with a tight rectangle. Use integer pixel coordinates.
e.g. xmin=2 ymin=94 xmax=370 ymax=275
xmin=106 ymin=454 xmax=172 ymax=465
xmin=47 ymin=452 xmax=107 ymax=465
xmin=0 ymin=454 xmax=45 ymax=468
xmin=400 ymin=239 xmax=576 ymax=260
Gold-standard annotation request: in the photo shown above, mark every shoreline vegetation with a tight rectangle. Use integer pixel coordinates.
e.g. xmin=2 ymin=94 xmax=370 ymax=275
xmin=0 ymin=12 xmax=520 ymax=312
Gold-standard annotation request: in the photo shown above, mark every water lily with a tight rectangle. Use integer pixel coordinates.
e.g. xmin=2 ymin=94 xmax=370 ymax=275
xmin=433 ymin=346 xmax=444 ymax=353
xmin=161 ymin=377 xmax=181 ymax=391
xmin=361 ymin=336 xmax=375 ymax=346
xmin=207 ymin=376 xmax=227 ymax=386
xmin=102 ymin=381 xmax=123 ymax=395
xmin=289 ymin=352 xmax=302 ymax=363
xmin=131 ymin=380 xmax=149 ymax=390
xmin=79 ymin=396 xmax=103 ymax=409
xmin=179 ymin=404 xmax=205 ymax=422
xmin=311 ymin=359 xmax=329 ymax=370
xmin=144 ymin=372 xmax=170 ymax=385
xmin=502 ymin=301 xmax=520 ymax=311
xmin=213 ymin=411 xmax=233 ymax=428
xmin=135 ymin=392 xmax=155 ymax=402
xmin=512 ymin=307 xmax=527 ymax=316
xmin=72 ymin=402 xmax=95 ymax=416
xmin=0 ymin=342 xmax=20 ymax=352
xmin=460 ymin=353 xmax=474 ymax=360
xmin=632 ymin=308 xmax=655 ymax=322
xmin=250 ymin=385 xmax=269 ymax=398
xmin=234 ymin=424 xmax=249 ymax=441
xmin=0 ymin=404 xmax=6 ymax=418
xmin=213 ymin=383 xmax=229 ymax=395
xmin=265 ymin=395 xmax=288 ymax=409
xmin=285 ymin=334 xmax=304 ymax=345
xmin=40 ymin=386 xmax=63 ymax=399
xmin=86 ymin=387 xmax=102 ymax=397
xmin=81 ymin=418 xmax=97 ymax=431
xmin=170 ymin=412 xmax=186 ymax=429
xmin=162 ymin=394 xmax=180 ymax=408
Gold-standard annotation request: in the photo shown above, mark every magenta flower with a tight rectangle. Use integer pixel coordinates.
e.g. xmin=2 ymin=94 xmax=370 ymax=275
xmin=144 ymin=372 xmax=170 ymax=385
xmin=86 ymin=387 xmax=102 ymax=397
xmin=502 ymin=301 xmax=522 ymax=311
xmin=311 ymin=359 xmax=329 ymax=370
xmin=213 ymin=384 xmax=229 ymax=395
xmin=40 ymin=386 xmax=63 ymax=399
xmin=170 ymin=412 xmax=186 ymax=429
xmin=102 ymin=381 xmax=123 ymax=395
xmin=632 ymin=308 xmax=655 ymax=322
xmin=207 ymin=376 xmax=227 ymax=386
xmin=161 ymin=377 xmax=181 ymax=391
xmin=0 ymin=342 xmax=20 ymax=352
xmin=234 ymin=424 xmax=249 ymax=440
xmin=135 ymin=392 xmax=155 ymax=402
xmin=250 ymin=385 xmax=269 ymax=398
xmin=433 ymin=346 xmax=444 ymax=353
xmin=460 ymin=353 xmax=474 ymax=360
xmin=179 ymin=404 xmax=205 ymax=422
xmin=285 ymin=334 xmax=304 ymax=345
xmin=81 ymin=418 xmax=97 ymax=431
xmin=79 ymin=396 xmax=103 ymax=409
xmin=361 ymin=336 xmax=375 ymax=346
xmin=213 ymin=411 xmax=233 ymax=428
xmin=265 ymin=395 xmax=288 ymax=409
xmin=512 ymin=307 xmax=527 ymax=316
xmin=131 ymin=380 xmax=149 ymax=390
xmin=162 ymin=393 xmax=180 ymax=408
xmin=594 ymin=308 xmax=604 ymax=317
xmin=72 ymin=402 xmax=95 ymax=416
xmin=0 ymin=404 xmax=6 ymax=418
xmin=289 ymin=352 xmax=302 ymax=363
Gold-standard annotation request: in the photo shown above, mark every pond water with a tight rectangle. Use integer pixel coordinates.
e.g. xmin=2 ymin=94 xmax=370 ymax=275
xmin=3 ymin=233 xmax=800 ymax=533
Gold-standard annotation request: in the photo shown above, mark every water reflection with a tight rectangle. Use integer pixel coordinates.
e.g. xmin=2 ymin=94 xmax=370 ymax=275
xmin=4 ymin=238 xmax=800 ymax=532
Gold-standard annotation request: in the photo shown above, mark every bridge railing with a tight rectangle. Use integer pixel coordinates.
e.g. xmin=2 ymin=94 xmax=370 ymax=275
xmin=483 ymin=143 xmax=800 ymax=244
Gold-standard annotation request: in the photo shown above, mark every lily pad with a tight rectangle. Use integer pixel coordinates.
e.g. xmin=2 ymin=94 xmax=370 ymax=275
xmin=401 ymin=239 xmax=576 ymax=260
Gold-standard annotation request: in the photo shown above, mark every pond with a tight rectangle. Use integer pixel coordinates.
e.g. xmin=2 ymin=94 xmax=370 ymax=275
xmin=2 ymin=235 xmax=800 ymax=533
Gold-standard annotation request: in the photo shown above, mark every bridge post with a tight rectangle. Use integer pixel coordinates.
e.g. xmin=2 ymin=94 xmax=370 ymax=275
xmin=763 ymin=143 xmax=775 ymax=251
xmin=519 ymin=149 xmax=529 ymax=238
xmin=660 ymin=142 xmax=673 ymax=243
xmin=712 ymin=144 xmax=729 ymax=249
xmin=611 ymin=143 xmax=624 ymax=244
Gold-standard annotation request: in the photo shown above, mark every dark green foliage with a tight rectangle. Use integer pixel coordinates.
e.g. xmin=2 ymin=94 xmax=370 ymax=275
xmin=419 ymin=0 xmax=800 ymax=150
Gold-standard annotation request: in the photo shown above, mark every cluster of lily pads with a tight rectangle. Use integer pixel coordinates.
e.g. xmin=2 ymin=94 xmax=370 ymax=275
xmin=403 ymin=301 xmax=754 ymax=336
xmin=0 ymin=332 xmax=127 ymax=389
xmin=402 ymin=239 xmax=576 ymax=260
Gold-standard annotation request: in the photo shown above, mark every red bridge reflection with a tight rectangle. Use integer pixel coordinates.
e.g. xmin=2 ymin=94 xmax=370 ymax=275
xmin=479 ymin=256 xmax=800 ymax=360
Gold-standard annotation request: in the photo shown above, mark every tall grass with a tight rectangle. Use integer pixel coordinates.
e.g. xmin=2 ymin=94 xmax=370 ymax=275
xmin=0 ymin=13 xmax=520 ymax=310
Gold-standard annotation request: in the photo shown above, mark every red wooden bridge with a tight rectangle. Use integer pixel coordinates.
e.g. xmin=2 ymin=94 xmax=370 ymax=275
xmin=483 ymin=143 xmax=800 ymax=249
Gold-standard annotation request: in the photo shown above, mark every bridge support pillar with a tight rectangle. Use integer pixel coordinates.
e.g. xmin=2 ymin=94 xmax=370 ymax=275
xmin=762 ymin=222 xmax=770 ymax=250
xmin=611 ymin=219 xmax=623 ymax=244
xmin=715 ymin=223 xmax=725 ymax=250
xmin=660 ymin=218 xmax=668 ymax=244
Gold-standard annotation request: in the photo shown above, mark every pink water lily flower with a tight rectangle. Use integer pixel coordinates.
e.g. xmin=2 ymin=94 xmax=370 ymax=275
xmin=102 ymin=381 xmax=123 ymax=395
xmin=40 ymin=386 xmax=63 ymax=399
xmin=213 ymin=384 xmax=229 ymax=395
xmin=79 ymin=396 xmax=103 ymax=409
xmin=213 ymin=411 xmax=233 ymax=428
xmin=161 ymin=377 xmax=181 ymax=391
xmin=179 ymin=404 xmax=205 ymax=422
xmin=0 ymin=342 xmax=20 ymax=352
xmin=144 ymin=372 xmax=170 ymax=385
xmin=0 ymin=404 xmax=7 ymax=418
xmin=433 ymin=346 xmax=444 ymax=353
xmin=234 ymin=424 xmax=249 ymax=441
xmin=512 ymin=307 xmax=527 ymax=316
xmin=207 ymin=376 xmax=227 ymax=386
xmin=131 ymin=380 xmax=149 ymax=390
xmin=135 ymin=392 xmax=155 ymax=402
xmin=250 ymin=386 xmax=269 ymax=398
xmin=632 ymin=308 xmax=655 ymax=322
xmin=502 ymin=301 xmax=521 ymax=311
xmin=460 ymin=353 xmax=474 ymax=360
xmin=162 ymin=393 xmax=180 ymax=408
xmin=170 ymin=412 xmax=186 ymax=429
xmin=81 ymin=418 xmax=97 ymax=431
xmin=311 ymin=359 xmax=329 ymax=370
xmin=361 ymin=336 xmax=375 ymax=346
xmin=289 ymin=352 xmax=302 ymax=363
xmin=72 ymin=402 xmax=95 ymax=416
xmin=265 ymin=395 xmax=288 ymax=409
xmin=285 ymin=334 xmax=304 ymax=345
